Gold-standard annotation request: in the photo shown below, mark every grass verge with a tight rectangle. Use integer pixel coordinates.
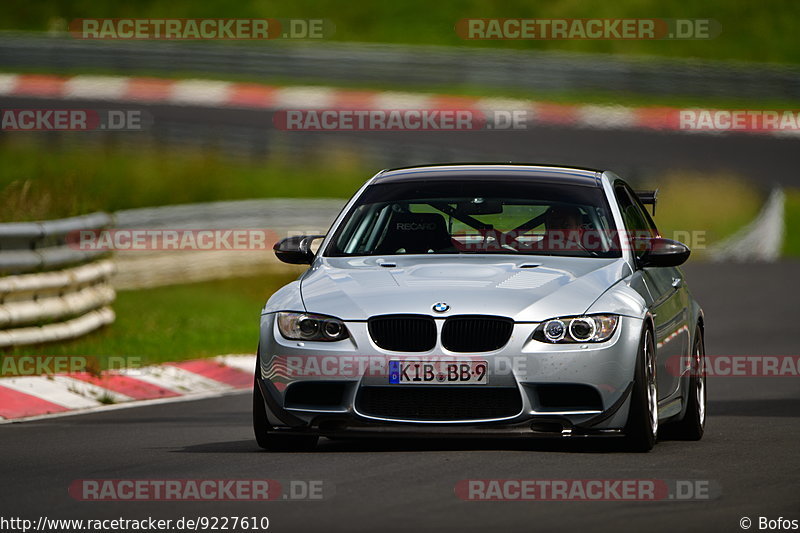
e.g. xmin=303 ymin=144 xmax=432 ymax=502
xmin=783 ymin=189 xmax=800 ymax=257
xmin=648 ymin=172 xmax=763 ymax=255
xmin=5 ymin=271 xmax=302 ymax=366
xmin=3 ymin=1 xmax=800 ymax=64
xmin=0 ymin=138 xmax=368 ymax=221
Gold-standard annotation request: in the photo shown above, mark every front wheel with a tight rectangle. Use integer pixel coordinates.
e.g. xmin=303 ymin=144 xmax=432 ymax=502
xmin=622 ymin=327 xmax=658 ymax=452
xmin=253 ymin=354 xmax=318 ymax=452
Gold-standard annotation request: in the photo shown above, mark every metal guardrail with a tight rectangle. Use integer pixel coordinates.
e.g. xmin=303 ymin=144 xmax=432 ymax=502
xmin=1 ymin=31 xmax=799 ymax=101
xmin=0 ymin=213 xmax=116 ymax=347
xmin=115 ymin=198 xmax=343 ymax=230
xmin=113 ymin=199 xmax=344 ymax=289
xmin=0 ymin=201 xmax=345 ymax=344
xmin=0 ymin=212 xmax=113 ymax=275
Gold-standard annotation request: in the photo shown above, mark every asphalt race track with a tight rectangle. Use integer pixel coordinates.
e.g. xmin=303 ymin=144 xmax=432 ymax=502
xmin=2 ymin=260 xmax=798 ymax=532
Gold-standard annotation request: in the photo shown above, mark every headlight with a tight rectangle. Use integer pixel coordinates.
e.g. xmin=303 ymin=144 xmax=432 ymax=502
xmin=277 ymin=312 xmax=349 ymax=341
xmin=543 ymin=319 xmax=566 ymax=342
xmin=533 ymin=314 xmax=619 ymax=344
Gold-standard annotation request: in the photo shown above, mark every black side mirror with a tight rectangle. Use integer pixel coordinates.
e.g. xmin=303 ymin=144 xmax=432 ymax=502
xmin=273 ymin=235 xmax=325 ymax=265
xmin=638 ymin=237 xmax=691 ymax=268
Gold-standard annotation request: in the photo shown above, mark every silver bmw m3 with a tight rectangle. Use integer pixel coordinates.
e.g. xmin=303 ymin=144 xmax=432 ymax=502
xmin=253 ymin=164 xmax=706 ymax=452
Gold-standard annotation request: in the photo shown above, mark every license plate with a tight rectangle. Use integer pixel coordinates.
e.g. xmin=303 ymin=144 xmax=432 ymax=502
xmin=388 ymin=360 xmax=488 ymax=385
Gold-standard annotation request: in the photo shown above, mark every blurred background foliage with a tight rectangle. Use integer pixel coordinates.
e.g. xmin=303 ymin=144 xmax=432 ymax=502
xmin=1 ymin=0 xmax=797 ymax=63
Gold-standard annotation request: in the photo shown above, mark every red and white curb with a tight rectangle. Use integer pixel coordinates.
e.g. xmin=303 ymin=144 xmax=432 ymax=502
xmin=1 ymin=72 xmax=796 ymax=135
xmin=0 ymin=354 xmax=255 ymax=423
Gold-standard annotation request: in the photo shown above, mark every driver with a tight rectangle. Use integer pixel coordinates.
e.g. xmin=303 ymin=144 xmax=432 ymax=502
xmin=539 ymin=205 xmax=586 ymax=251
xmin=545 ymin=205 xmax=583 ymax=232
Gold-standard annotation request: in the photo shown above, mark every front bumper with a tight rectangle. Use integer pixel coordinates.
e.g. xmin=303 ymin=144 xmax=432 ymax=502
xmin=257 ymin=314 xmax=643 ymax=437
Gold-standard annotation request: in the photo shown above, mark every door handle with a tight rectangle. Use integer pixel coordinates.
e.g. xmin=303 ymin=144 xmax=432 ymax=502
xmin=671 ymin=277 xmax=683 ymax=288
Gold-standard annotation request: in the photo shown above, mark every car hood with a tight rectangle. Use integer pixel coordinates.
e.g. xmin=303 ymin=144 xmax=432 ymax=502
xmin=300 ymin=255 xmax=631 ymax=322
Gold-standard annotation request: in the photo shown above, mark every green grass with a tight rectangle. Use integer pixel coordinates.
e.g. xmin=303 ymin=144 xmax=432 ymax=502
xmin=783 ymin=189 xmax=800 ymax=257
xmin=0 ymin=139 xmax=368 ymax=221
xmin=5 ymin=271 xmax=302 ymax=366
xmin=643 ymin=172 xmax=763 ymax=257
xmin=1 ymin=0 xmax=799 ymax=64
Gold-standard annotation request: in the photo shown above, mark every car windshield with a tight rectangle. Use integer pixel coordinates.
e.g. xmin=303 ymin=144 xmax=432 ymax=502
xmin=325 ymin=178 xmax=622 ymax=258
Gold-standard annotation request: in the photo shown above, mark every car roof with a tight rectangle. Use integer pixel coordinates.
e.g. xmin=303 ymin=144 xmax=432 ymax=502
xmin=372 ymin=163 xmax=604 ymax=187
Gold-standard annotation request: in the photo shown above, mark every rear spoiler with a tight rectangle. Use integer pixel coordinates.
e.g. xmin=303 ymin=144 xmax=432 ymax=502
xmin=636 ymin=189 xmax=658 ymax=216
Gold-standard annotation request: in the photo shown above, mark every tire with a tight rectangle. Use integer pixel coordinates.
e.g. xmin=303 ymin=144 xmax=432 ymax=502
xmin=663 ymin=327 xmax=706 ymax=441
xmin=622 ymin=327 xmax=658 ymax=452
xmin=253 ymin=351 xmax=319 ymax=452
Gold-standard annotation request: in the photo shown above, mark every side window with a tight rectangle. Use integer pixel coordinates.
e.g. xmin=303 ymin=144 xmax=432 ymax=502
xmin=628 ymin=187 xmax=659 ymax=237
xmin=614 ymin=184 xmax=658 ymax=259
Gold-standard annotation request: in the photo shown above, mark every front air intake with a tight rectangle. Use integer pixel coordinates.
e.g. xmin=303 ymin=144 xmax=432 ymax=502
xmin=356 ymin=386 xmax=523 ymax=421
xmin=441 ymin=315 xmax=513 ymax=352
xmin=368 ymin=314 xmax=436 ymax=352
